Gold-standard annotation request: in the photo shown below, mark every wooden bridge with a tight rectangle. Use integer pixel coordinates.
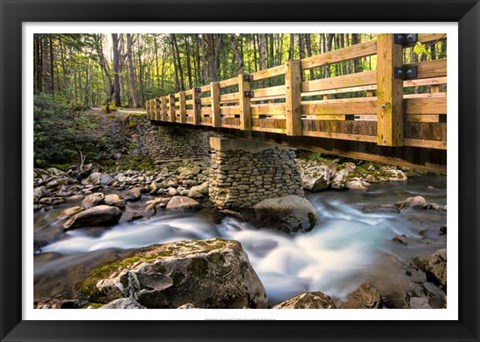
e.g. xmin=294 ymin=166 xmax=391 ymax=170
xmin=145 ymin=34 xmax=447 ymax=173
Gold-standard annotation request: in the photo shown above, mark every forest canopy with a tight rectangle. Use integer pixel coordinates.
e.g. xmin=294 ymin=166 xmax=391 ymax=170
xmin=33 ymin=33 xmax=446 ymax=109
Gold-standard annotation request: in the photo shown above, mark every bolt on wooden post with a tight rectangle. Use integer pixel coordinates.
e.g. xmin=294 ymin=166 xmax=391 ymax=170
xmin=238 ymin=74 xmax=252 ymax=131
xmin=211 ymin=82 xmax=221 ymax=128
xmin=285 ymin=60 xmax=302 ymax=136
xmin=376 ymin=34 xmax=404 ymax=146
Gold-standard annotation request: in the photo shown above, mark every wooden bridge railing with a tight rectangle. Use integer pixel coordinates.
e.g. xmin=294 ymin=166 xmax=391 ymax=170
xmin=146 ymin=34 xmax=447 ymax=150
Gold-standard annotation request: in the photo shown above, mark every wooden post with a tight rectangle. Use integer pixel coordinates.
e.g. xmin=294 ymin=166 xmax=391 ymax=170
xmin=179 ymin=91 xmax=186 ymax=124
xmin=192 ymin=88 xmax=200 ymax=125
xmin=170 ymin=94 xmax=176 ymax=123
xmin=238 ymin=74 xmax=251 ymax=130
xmin=146 ymin=100 xmax=150 ymax=119
xmin=376 ymin=34 xmax=403 ymax=146
xmin=211 ymin=82 xmax=221 ymax=128
xmin=162 ymin=96 xmax=168 ymax=121
xmin=155 ymin=98 xmax=160 ymax=120
xmin=285 ymin=60 xmax=302 ymax=136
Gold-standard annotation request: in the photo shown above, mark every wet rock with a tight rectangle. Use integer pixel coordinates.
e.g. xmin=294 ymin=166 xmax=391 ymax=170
xmin=300 ymin=164 xmax=334 ymax=192
xmin=405 ymin=266 xmax=427 ymax=284
xmin=166 ymin=196 xmax=201 ymax=211
xmin=424 ymin=249 xmax=447 ymax=287
xmin=342 ymin=283 xmax=382 ymax=309
xmin=395 ymin=195 xmax=427 ymax=210
xmin=253 ymin=195 xmax=318 ymax=233
xmin=104 ymin=194 xmax=125 ymax=209
xmin=145 ymin=197 xmax=170 ymax=213
xmin=66 ymin=194 xmax=84 ymax=202
xmin=33 ymin=186 xmax=49 ymax=200
xmin=422 ymin=282 xmax=446 ymax=308
xmin=85 ymin=172 xmax=113 ymax=185
xmin=273 ymin=292 xmax=336 ymax=309
xmin=81 ymin=193 xmax=105 ymax=209
xmin=58 ymin=206 xmax=84 ymax=220
xmin=167 ymin=187 xmax=178 ymax=196
xmin=38 ymin=197 xmax=66 ymax=205
xmin=177 ymin=165 xmax=201 ymax=178
xmin=188 ymin=182 xmax=209 ymax=198
xmin=383 ymin=291 xmax=410 ymax=308
xmin=124 ymin=187 xmax=142 ymax=202
xmin=45 ymin=177 xmax=70 ymax=189
xmin=63 ymin=205 xmax=122 ymax=230
xmin=331 ymin=168 xmax=350 ymax=190
xmin=409 ymin=297 xmax=432 ymax=309
xmin=392 ymin=234 xmax=408 ymax=245
xmin=362 ymin=204 xmax=400 ymax=214
xmin=87 ymin=238 xmax=268 ymax=308
xmin=346 ymin=178 xmax=370 ymax=191
xmin=99 ymin=298 xmax=146 ymax=309
xmin=127 ymin=212 xmax=144 ymax=222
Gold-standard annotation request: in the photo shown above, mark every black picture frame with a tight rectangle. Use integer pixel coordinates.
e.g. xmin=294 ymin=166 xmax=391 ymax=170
xmin=1 ymin=0 xmax=479 ymax=341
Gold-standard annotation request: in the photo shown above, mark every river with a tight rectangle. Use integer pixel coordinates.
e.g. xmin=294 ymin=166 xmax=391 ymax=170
xmin=34 ymin=175 xmax=447 ymax=306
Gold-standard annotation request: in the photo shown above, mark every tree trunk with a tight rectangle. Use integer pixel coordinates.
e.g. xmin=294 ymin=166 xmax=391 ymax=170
xmin=184 ymin=36 xmax=193 ymax=89
xmin=49 ymin=35 xmax=55 ymax=94
xmin=112 ymin=33 xmax=121 ymax=107
xmin=230 ymin=34 xmax=244 ymax=74
xmin=289 ymin=34 xmax=295 ymax=60
xmin=127 ymin=34 xmax=139 ymax=108
xmin=171 ymin=34 xmax=185 ymax=90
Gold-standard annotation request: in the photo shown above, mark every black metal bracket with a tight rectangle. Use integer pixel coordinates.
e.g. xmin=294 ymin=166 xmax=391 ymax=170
xmin=244 ymin=90 xmax=254 ymax=98
xmin=394 ymin=34 xmax=418 ymax=46
xmin=195 ymin=99 xmax=201 ymax=104
xmin=195 ymin=88 xmax=201 ymax=93
xmin=170 ymin=94 xmax=175 ymax=98
xmin=243 ymin=74 xmax=253 ymax=82
xmin=394 ymin=65 xmax=418 ymax=80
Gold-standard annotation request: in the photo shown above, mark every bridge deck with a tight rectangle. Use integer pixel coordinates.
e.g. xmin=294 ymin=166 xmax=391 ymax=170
xmin=146 ymin=34 xmax=447 ymax=172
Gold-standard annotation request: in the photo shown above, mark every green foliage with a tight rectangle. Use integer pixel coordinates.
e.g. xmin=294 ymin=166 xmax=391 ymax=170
xmin=309 ymin=152 xmax=323 ymax=161
xmin=413 ymin=42 xmax=428 ymax=61
xmin=34 ymin=93 xmax=110 ymax=168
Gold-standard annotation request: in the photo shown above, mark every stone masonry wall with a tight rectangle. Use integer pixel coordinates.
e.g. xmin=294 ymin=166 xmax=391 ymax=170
xmin=209 ymin=137 xmax=304 ymax=209
xmin=141 ymin=124 xmax=211 ymax=162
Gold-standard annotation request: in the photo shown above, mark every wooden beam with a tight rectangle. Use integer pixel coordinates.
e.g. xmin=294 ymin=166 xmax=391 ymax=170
xmin=155 ymin=98 xmax=161 ymax=120
xmin=376 ymin=34 xmax=404 ymax=146
xmin=169 ymin=95 xmax=176 ymax=123
xmin=179 ymin=91 xmax=186 ymax=124
xmin=302 ymin=71 xmax=376 ymax=92
xmin=162 ymin=96 xmax=169 ymax=121
xmin=238 ymin=74 xmax=252 ymax=130
xmin=211 ymin=82 xmax=221 ymax=128
xmin=192 ymin=89 xmax=200 ymax=125
xmin=285 ymin=60 xmax=302 ymax=136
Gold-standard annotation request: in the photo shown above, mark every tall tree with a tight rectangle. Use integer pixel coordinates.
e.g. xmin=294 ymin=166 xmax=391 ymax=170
xmin=111 ymin=33 xmax=121 ymax=106
xmin=230 ymin=34 xmax=244 ymax=74
xmin=126 ymin=34 xmax=139 ymax=108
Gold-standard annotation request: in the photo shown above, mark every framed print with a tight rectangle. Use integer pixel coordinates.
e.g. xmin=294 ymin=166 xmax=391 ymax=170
xmin=1 ymin=0 xmax=479 ymax=341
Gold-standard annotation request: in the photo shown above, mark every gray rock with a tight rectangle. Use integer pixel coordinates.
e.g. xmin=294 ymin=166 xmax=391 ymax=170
xmin=346 ymin=178 xmax=370 ymax=191
xmin=99 ymin=297 xmax=146 ymax=309
xmin=396 ymin=195 xmax=427 ymax=210
xmin=104 ymin=194 xmax=125 ymax=209
xmin=392 ymin=234 xmax=408 ymax=245
xmin=166 ymin=196 xmax=201 ymax=211
xmin=424 ymin=249 xmax=447 ymax=287
xmin=409 ymin=297 xmax=432 ymax=309
xmin=363 ymin=204 xmax=400 ymax=214
xmin=273 ymin=292 xmax=336 ymax=309
xmin=63 ymin=205 xmax=122 ymax=230
xmin=253 ymin=195 xmax=318 ymax=233
xmin=383 ymin=291 xmax=410 ymax=308
xmin=89 ymin=238 xmax=268 ymax=308
xmin=124 ymin=187 xmax=142 ymax=202
xmin=331 ymin=168 xmax=350 ymax=189
xmin=58 ymin=206 xmax=84 ymax=220
xmin=81 ymin=193 xmax=105 ymax=209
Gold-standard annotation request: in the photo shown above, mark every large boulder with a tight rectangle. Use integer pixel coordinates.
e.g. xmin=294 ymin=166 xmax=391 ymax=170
xmin=84 ymin=172 xmax=113 ymax=185
xmin=104 ymin=194 xmax=126 ymax=209
xmin=395 ymin=195 xmax=427 ymax=210
xmin=63 ymin=205 xmax=122 ymax=230
xmin=166 ymin=196 xmax=201 ymax=211
xmin=81 ymin=238 xmax=268 ymax=308
xmin=124 ymin=187 xmax=142 ymax=202
xmin=273 ymin=292 xmax=336 ymax=309
xmin=188 ymin=182 xmax=209 ymax=198
xmin=300 ymin=164 xmax=334 ymax=192
xmin=424 ymin=249 xmax=447 ymax=287
xmin=253 ymin=195 xmax=318 ymax=233
xmin=81 ymin=192 xmax=105 ymax=209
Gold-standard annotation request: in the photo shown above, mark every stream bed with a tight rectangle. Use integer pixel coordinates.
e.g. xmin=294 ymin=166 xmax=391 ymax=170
xmin=34 ymin=175 xmax=447 ymax=306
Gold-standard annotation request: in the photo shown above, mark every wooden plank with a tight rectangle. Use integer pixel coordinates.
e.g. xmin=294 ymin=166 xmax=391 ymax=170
xmin=185 ymin=99 xmax=194 ymax=105
xmin=192 ymin=89 xmax=200 ymax=125
xmin=211 ymin=81 xmax=221 ymax=128
xmin=221 ymin=124 xmax=241 ymax=129
xmin=416 ymin=59 xmax=447 ymax=79
xmin=252 ymin=114 xmax=287 ymax=119
xmin=220 ymin=106 xmax=240 ymax=115
xmin=201 ymin=107 xmax=212 ymax=115
xmin=405 ymin=115 xmax=440 ymax=123
xmin=302 ymin=99 xmax=376 ymax=115
xmin=418 ymin=33 xmax=446 ymax=44
xmin=251 ymin=95 xmax=286 ymax=102
xmin=405 ymin=97 xmax=447 ymax=114
xmin=252 ymin=85 xmax=285 ymax=98
xmin=302 ymin=71 xmax=376 ymax=92
xmin=403 ymin=93 xmax=446 ymax=99
xmin=199 ymin=85 xmax=210 ymax=92
xmin=251 ymin=64 xmax=286 ymax=81
xmin=219 ymin=77 xmax=239 ymax=88
xmin=252 ymin=127 xmax=286 ymax=134
xmin=179 ymin=91 xmax=186 ymax=124
xmin=301 ymin=40 xmax=377 ymax=70
xmin=251 ymin=104 xmax=286 ymax=115
xmin=186 ymin=109 xmax=194 ymax=116
xmin=404 ymin=138 xmax=446 ymax=149
xmin=238 ymin=73 xmax=252 ymax=130
xmin=404 ymin=76 xmax=447 ymax=87
xmin=169 ymin=95 xmax=176 ymax=123
xmin=302 ymin=130 xmax=377 ymax=143
xmin=219 ymin=92 xmax=239 ymax=103
xmin=301 ymin=115 xmax=346 ymax=120
xmin=376 ymin=34 xmax=403 ymax=146
xmin=285 ymin=60 xmax=302 ymax=136
xmin=184 ymin=89 xmax=193 ymax=96
xmin=201 ymin=97 xmax=212 ymax=105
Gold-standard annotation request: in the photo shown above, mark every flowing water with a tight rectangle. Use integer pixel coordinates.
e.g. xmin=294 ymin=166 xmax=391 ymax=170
xmin=34 ymin=175 xmax=447 ymax=305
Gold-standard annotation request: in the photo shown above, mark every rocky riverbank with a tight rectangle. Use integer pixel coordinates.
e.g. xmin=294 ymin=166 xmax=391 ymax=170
xmin=33 ymin=154 xmax=447 ymax=310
